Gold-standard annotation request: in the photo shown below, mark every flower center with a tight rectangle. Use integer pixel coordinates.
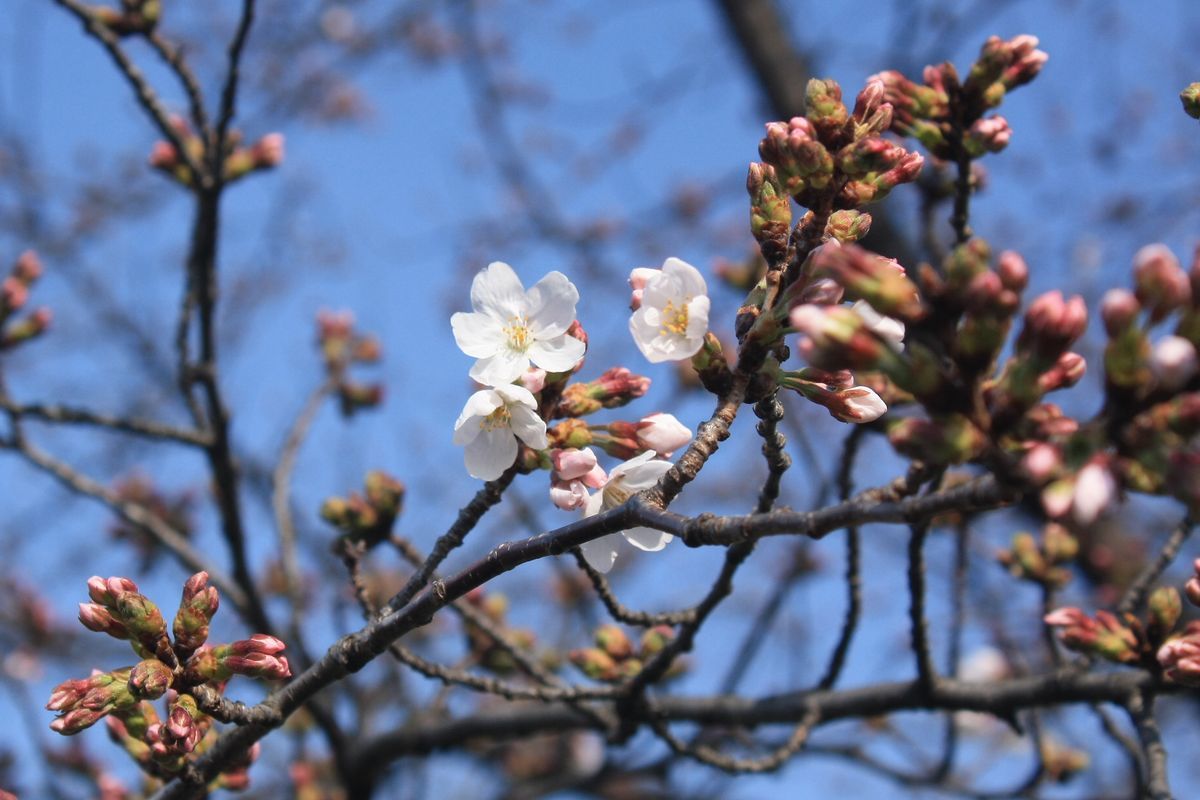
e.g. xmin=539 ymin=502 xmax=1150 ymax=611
xmin=503 ymin=315 xmax=532 ymax=351
xmin=659 ymin=300 xmax=689 ymax=336
xmin=602 ymin=480 xmax=630 ymax=508
xmin=480 ymin=405 xmax=511 ymax=431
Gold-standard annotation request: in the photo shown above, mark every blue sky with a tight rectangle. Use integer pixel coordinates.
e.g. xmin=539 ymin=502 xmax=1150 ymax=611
xmin=4 ymin=0 xmax=1200 ymax=796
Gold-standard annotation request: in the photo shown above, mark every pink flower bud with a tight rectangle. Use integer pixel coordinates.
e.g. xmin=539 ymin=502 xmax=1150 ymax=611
xmin=1038 ymin=351 xmax=1086 ymax=393
xmin=628 ymin=267 xmax=657 ymax=310
xmin=1134 ymin=244 xmax=1192 ymax=323
xmin=550 ymin=479 xmax=590 ymax=512
xmin=148 ymin=140 xmax=178 ymax=169
xmin=997 ymin=251 xmax=1028 ymax=292
xmin=829 ymin=386 xmax=887 ymax=423
xmin=1021 ymin=442 xmax=1062 ymax=484
xmin=252 ymin=132 xmax=286 ymax=168
xmin=87 ymin=576 xmax=138 ymax=606
xmin=1072 ymin=461 xmax=1116 ymax=525
xmin=1151 ymin=335 xmax=1197 ymax=391
xmin=519 ymin=367 xmax=546 ymax=394
xmin=1101 ymin=288 xmax=1140 ymax=335
xmin=552 ymin=447 xmax=600 ymax=481
xmin=231 ymin=633 xmax=287 ymax=656
xmin=13 ymin=250 xmax=41 ymax=283
xmin=1 ymin=277 xmax=28 ymax=311
xmin=1020 ymin=291 xmax=1087 ymax=358
xmin=966 ymin=116 xmax=1012 ymax=155
xmin=636 ymin=413 xmax=692 ymax=457
xmin=78 ymin=603 xmax=129 ymax=639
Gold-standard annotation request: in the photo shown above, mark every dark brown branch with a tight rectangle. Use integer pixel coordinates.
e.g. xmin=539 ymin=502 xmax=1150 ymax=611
xmin=1128 ymin=692 xmax=1171 ymax=800
xmin=343 ymin=669 xmax=1166 ymax=780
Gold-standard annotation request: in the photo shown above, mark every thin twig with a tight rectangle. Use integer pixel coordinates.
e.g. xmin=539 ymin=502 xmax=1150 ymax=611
xmin=1128 ymin=691 xmax=1171 ymax=800
xmin=0 ymin=397 xmax=209 ymax=446
xmin=1117 ymin=516 xmax=1195 ymax=616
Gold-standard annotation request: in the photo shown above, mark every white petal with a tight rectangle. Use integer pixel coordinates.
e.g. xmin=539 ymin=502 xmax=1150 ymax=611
xmin=451 ymin=312 xmax=503 ymax=358
xmin=453 ymin=390 xmax=502 ymax=445
xmin=622 ymin=526 xmax=673 ymax=552
xmin=464 ymin=427 xmax=517 ymax=480
xmin=528 ymin=335 xmax=586 ymax=373
xmin=492 ymin=383 xmax=538 ymax=408
xmin=620 ymin=458 xmax=673 ymax=491
xmin=470 ymin=262 xmax=526 ymax=319
xmin=608 ymin=450 xmax=658 ymax=483
xmin=685 ymin=296 xmax=711 ymax=341
xmin=508 ymin=404 xmax=549 ymax=450
xmin=525 ymin=271 xmax=579 ymax=338
xmin=469 ymin=349 xmax=529 ymax=387
xmin=641 ymin=272 xmax=680 ymax=310
xmin=661 ymin=257 xmax=707 ymax=298
xmin=580 ymin=534 xmax=621 ymax=573
xmin=629 ymin=311 xmax=666 ymax=362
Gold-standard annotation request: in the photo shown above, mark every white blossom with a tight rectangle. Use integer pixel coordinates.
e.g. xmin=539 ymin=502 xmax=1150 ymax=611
xmin=579 ymin=451 xmax=674 ymax=573
xmin=629 ymin=258 xmax=710 ymax=363
xmin=453 ymin=384 xmax=548 ymax=480
xmin=452 ymin=262 xmax=585 ymax=387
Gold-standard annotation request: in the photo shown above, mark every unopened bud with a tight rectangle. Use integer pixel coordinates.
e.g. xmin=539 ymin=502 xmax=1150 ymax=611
xmin=1182 ymin=82 xmax=1200 ymax=119
xmin=594 ymin=624 xmax=633 ymax=660
xmin=128 ymin=659 xmax=173 ymax=700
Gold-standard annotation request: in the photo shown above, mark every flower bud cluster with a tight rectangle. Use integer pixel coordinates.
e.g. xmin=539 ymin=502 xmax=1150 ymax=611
xmin=1042 ymin=607 xmax=1143 ymax=664
xmin=755 ymin=77 xmax=924 ymax=217
xmin=1156 ymin=559 xmax=1200 ymax=686
xmin=316 ymin=309 xmax=385 ymax=417
xmin=0 ymin=250 xmax=52 ymax=351
xmin=874 ymin=35 xmax=1046 ymax=160
xmin=996 ymin=523 xmax=1078 ymax=589
xmin=568 ymin=624 xmax=677 ymax=683
xmin=149 ymin=115 xmax=284 ymax=188
xmin=47 ymin=573 xmax=288 ymax=790
xmin=320 ymin=470 xmax=405 ymax=549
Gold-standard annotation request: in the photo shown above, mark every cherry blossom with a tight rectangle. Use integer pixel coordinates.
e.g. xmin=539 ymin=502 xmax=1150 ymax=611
xmin=580 ymin=451 xmax=674 ymax=573
xmin=628 ymin=257 xmax=710 ymax=363
xmin=451 ymin=262 xmax=585 ymax=387
xmin=453 ymin=384 xmax=548 ymax=480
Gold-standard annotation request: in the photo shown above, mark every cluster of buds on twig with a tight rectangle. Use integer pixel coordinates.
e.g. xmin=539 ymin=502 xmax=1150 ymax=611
xmin=1045 ymin=583 xmax=1182 ymax=666
xmin=88 ymin=0 xmax=160 ymax=37
xmin=754 ymin=78 xmax=923 ymax=219
xmin=46 ymin=573 xmax=287 ymax=788
xmin=462 ymin=589 xmax=538 ymax=675
xmin=148 ymin=114 xmax=285 ymax=187
xmin=568 ymin=624 xmax=678 ymax=683
xmin=0 ymin=250 xmax=51 ymax=351
xmin=109 ymin=474 xmax=195 ymax=568
xmin=320 ymin=470 xmax=405 ymax=547
xmin=996 ymin=523 xmax=1078 ymax=589
xmin=1155 ymin=559 xmax=1200 ymax=686
xmin=222 ymin=132 xmax=286 ymax=183
xmin=316 ymin=309 xmax=384 ymax=416
xmin=1022 ymin=244 xmax=1199 ymax=521
xmin=873 ymin=34 xmax=1047 ymax=160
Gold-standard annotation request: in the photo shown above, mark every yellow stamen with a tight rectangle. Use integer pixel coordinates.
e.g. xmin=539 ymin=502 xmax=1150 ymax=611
xmin=503 ymin=315 xmax=532 ymax=351
xmin=659 ymin=300 xmax=689 ymax=336
xmin=480 ymin=406 xmax=511 ymax=431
